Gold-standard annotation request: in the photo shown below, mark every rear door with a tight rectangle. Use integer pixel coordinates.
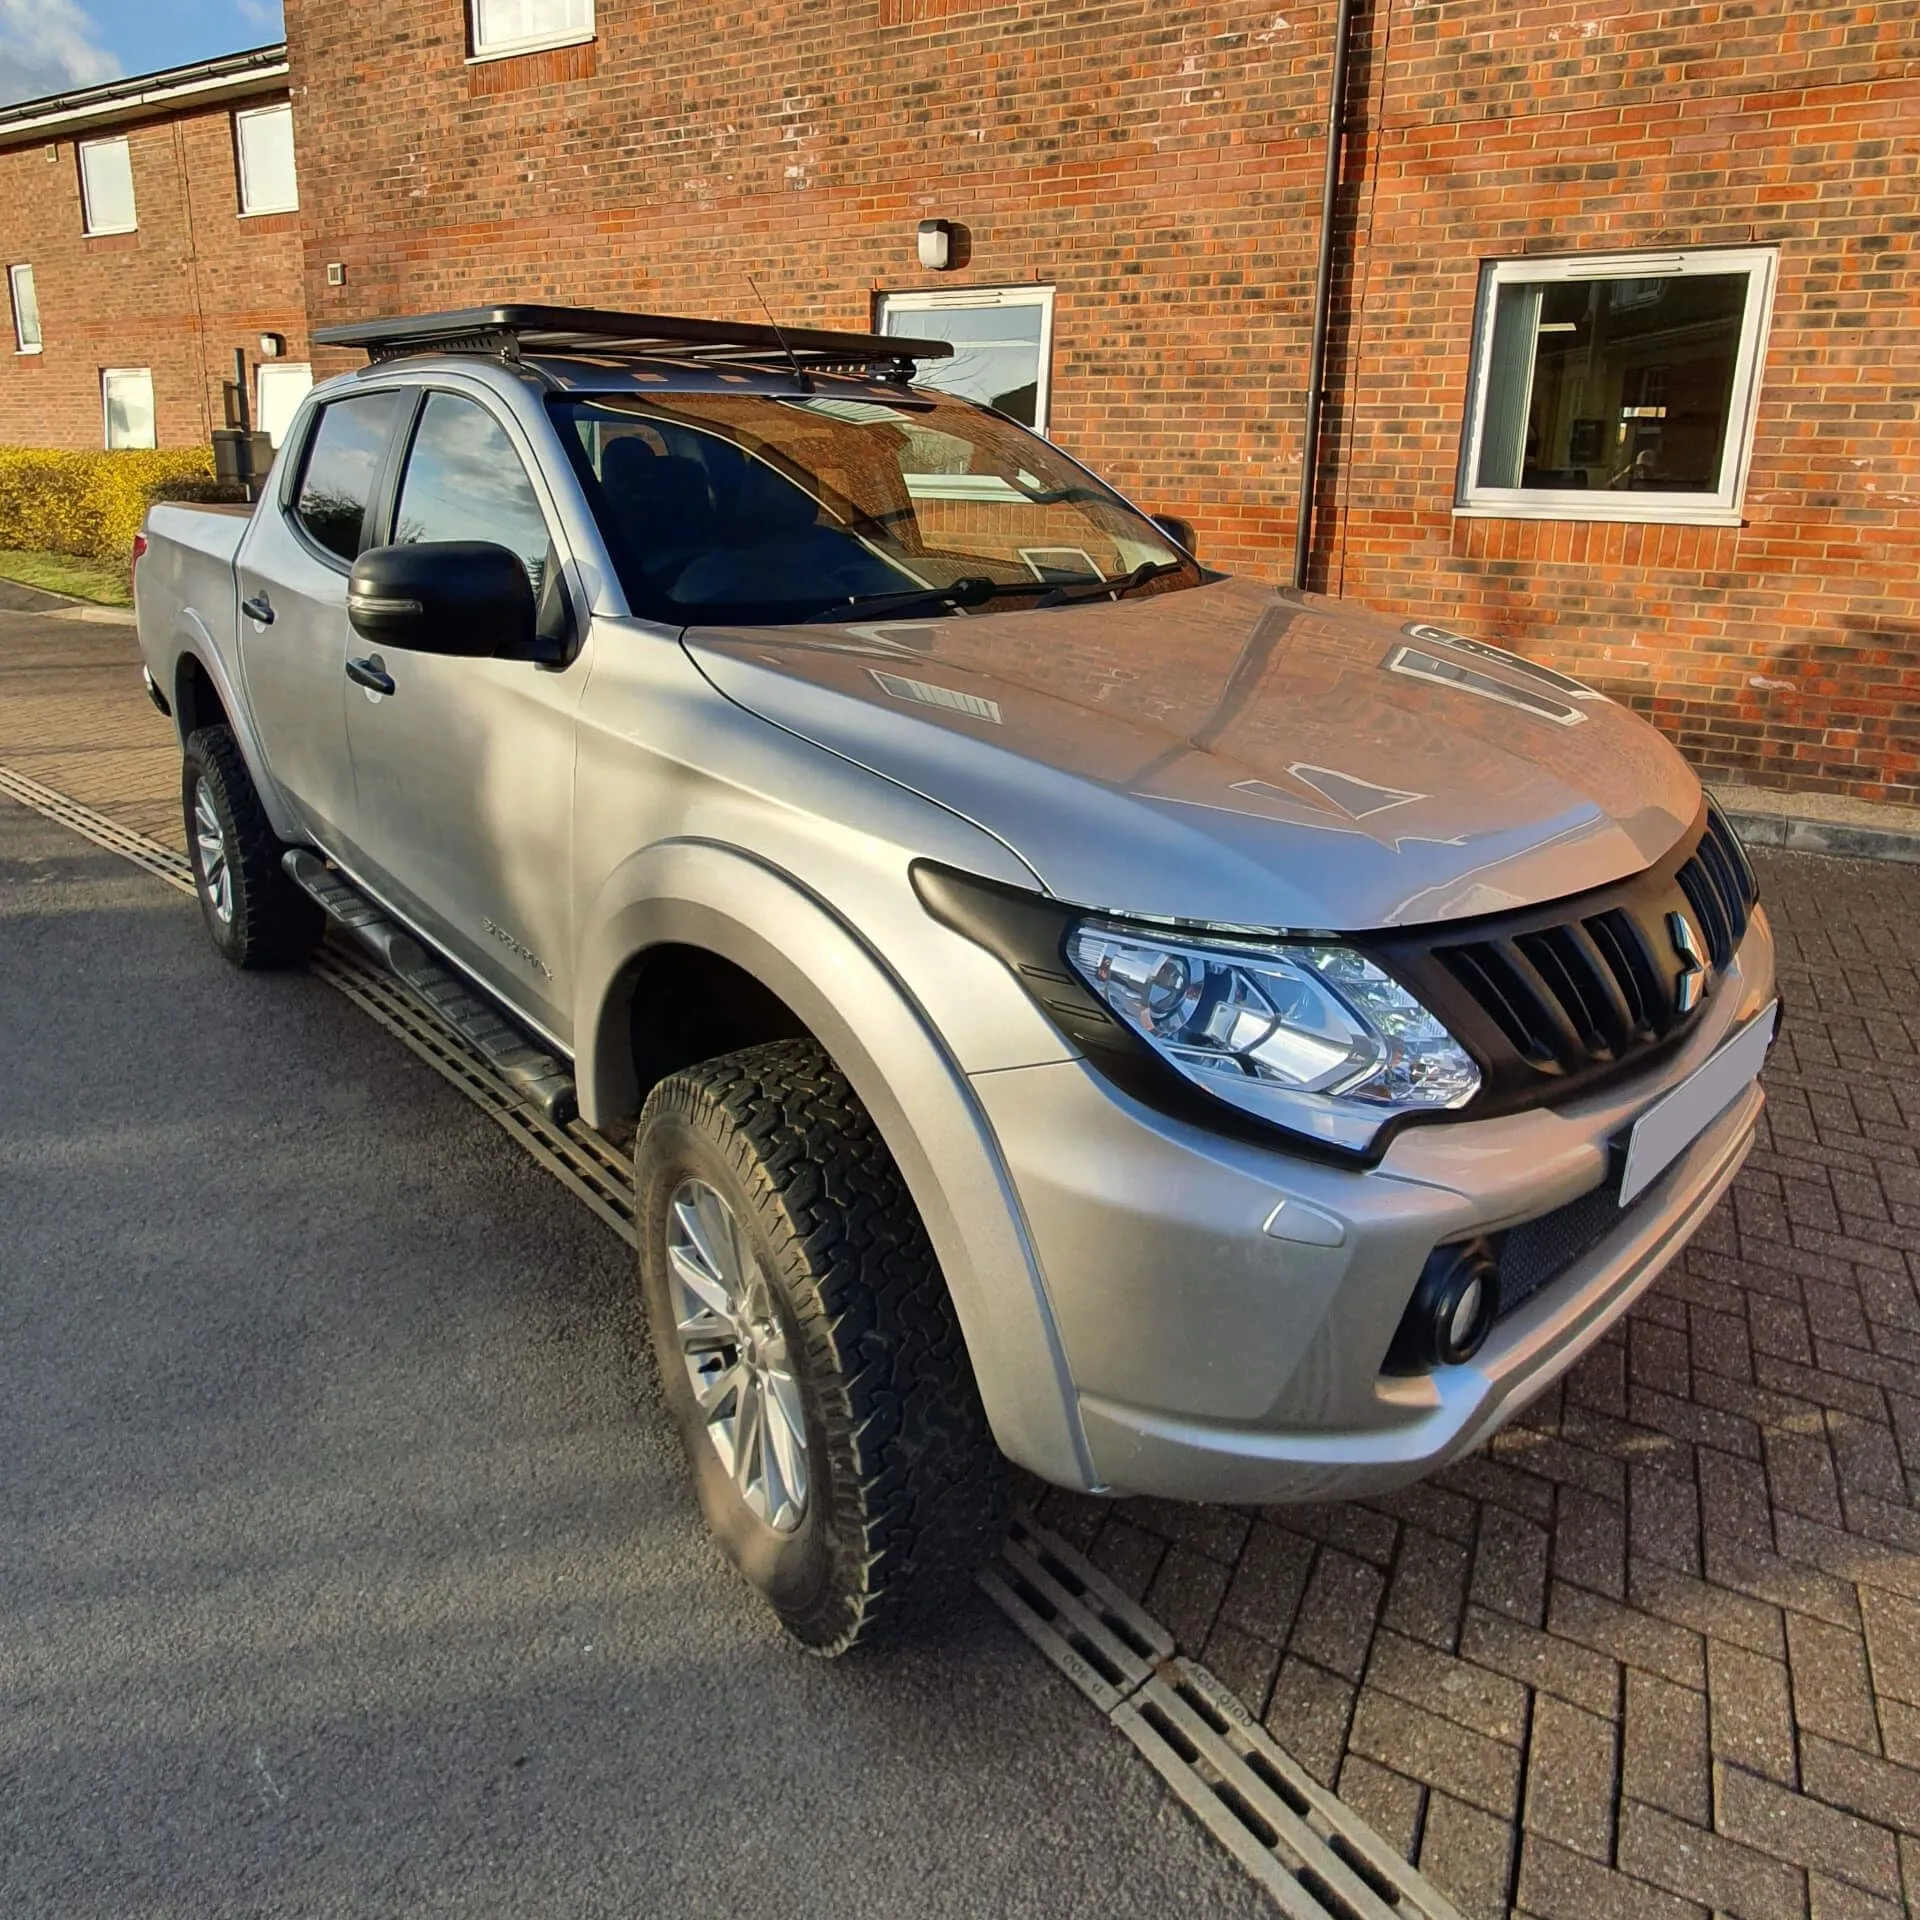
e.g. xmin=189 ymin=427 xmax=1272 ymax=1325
xmin=341 ymin=387 xmax=586 ymax=1042
xmin=236 ymin=387 xmax=408 ymax=845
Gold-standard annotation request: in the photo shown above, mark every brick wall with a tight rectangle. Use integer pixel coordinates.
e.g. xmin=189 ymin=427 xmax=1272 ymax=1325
xmin=283 ymin=0 xmax=1919 ymax=802
xmin=0 ymin=96 xmax=309 ymax=451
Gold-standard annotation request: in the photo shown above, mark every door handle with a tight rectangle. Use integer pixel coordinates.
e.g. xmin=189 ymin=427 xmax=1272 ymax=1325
xmin=346 ymin=656 xmax=395 ymax=697
xmin=241 ymin=591 xmax=275 ymax=626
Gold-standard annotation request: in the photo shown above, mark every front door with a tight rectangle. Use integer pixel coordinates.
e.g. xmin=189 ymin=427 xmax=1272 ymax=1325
xmin=236 ymin=387 xmax=407 ymax=846
xmin=341 ymin=388 xmax=585 ymax=1043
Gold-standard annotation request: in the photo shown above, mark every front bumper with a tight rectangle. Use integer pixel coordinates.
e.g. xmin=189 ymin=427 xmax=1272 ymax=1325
xmin=970 ymin=911 xmax=1775 ymax=1504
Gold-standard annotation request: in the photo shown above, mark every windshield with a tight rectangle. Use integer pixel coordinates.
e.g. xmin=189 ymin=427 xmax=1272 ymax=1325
xmin=550 ymin=389 xmax=1201 ymax=626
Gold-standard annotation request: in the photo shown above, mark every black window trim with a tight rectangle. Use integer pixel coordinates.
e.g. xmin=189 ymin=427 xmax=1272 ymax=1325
xmin=280 ymin=380 xmax=418 ymax=575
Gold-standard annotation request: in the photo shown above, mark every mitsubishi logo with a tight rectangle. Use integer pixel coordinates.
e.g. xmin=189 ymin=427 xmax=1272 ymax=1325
xmin=1668 ymin=911 xmax=1707 ymax=1014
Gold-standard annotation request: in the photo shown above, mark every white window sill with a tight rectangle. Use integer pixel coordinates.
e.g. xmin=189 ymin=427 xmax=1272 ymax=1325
xmin=15 ymin=345 xmax=42 ymax=356
xmin=466 ymin=30 xmax=595 ymax=65
xmin=239 ymin=203 xmax=299 ymax=219
xmin=1452 ymin=501 xmax=1745 ymax=529
xmin=84 ymin=225 xmax=138 ymax=238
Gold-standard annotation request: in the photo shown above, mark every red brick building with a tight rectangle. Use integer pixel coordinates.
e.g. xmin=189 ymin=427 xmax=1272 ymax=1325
xmin=0 ymin=46 xmax=312 ymax=453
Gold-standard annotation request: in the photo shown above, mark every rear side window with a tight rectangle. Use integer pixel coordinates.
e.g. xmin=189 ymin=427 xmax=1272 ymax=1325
xmin=293 ymin=390 xmax=404 ymax=563
xmin=393 ymin=392 xmax=552 ymax=591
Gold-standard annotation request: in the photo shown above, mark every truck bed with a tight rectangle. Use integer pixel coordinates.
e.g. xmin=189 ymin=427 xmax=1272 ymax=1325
xmin=134 ymin=501 xmax=255 ymax=713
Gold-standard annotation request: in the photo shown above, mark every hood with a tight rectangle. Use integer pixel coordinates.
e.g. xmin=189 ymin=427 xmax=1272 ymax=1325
xmin=682 ymin=578 xmax=1701 ymax=931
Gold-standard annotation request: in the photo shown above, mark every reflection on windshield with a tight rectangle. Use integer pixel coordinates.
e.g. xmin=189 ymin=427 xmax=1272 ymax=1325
xmin=550 ymin=389 xmax=1196 ymax=626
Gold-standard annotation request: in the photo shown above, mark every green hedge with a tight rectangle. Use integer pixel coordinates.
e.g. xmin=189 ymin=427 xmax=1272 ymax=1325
xmin=0 ymin=447 xmax=244 ymax=562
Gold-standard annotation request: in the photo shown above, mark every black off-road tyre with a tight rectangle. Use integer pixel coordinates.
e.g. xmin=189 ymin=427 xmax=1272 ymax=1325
xmin=181 ymin=725 xmax=323 ymax=969
xmin=635 ymin=1039 xmax=1006 ymax=1654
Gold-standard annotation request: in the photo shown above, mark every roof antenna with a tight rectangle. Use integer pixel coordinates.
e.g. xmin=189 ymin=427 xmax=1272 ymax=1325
xmin=746 ymin=273 xmax=812 ymax=393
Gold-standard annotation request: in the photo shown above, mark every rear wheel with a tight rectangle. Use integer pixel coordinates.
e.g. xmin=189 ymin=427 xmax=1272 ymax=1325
xmin=635 ymin=1039 xmax=1004 ymax=1654
xmin=181 ymin=726 xmax=322 ymax=969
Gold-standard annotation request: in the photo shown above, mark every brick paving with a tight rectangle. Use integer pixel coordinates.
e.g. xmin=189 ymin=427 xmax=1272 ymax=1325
xmin=1035 ymin=849 xmax=1920 ymax=1917
xmin=8 ymin=615 xmax=1920 ymax=1917
xmin=0 ymin=604 xmax=182 ymax=848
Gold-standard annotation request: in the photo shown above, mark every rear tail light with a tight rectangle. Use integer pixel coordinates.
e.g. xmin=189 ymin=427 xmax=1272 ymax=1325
xmin=130 ymin=532 xmax=148 ymax=572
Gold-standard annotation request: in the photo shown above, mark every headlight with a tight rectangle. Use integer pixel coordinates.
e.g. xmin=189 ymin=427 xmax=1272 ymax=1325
xmin=1065 ymin=920 xmax=1480 ymax=1152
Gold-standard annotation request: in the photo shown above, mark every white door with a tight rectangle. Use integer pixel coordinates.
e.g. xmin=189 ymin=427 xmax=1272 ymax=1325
xmin=256 ymin=362 xmax=313 ymax=448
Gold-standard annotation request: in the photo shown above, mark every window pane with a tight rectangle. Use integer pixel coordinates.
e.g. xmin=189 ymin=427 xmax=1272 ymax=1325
xmin=80 ymin=139 xmax=136 ymax=233
xmin=1476 ymin=270 xmax=1750 ymax=495
xmin=102 ymin=369 xmax=155 ymax=449
xmin=881 ymin=297 xmax=1047 ymax=426
xmin=394 ymin=393 xmax=551 ymax=591
xmin=9 ymin=265 xmax=41 ymax=351
xmin=236 ymin=105 xmax=298 ymax=215
xmin=471 ymin=0 xmax=592 ymax=51
xmin=553 ymin=387 xmax=1186 ymax=624
xmin=295 ymin=391 xmax=404 ymax=562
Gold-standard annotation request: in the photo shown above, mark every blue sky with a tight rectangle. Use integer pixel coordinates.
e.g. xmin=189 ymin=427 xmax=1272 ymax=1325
xmin=1 ymin=0 xmax=284 ymax=108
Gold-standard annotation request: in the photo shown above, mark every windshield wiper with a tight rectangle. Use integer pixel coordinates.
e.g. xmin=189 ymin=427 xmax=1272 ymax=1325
xmin=1033 ymin=559 xmax=1185 ymax=610
xmin=797 ymin=577 xmax=1014 ymax=624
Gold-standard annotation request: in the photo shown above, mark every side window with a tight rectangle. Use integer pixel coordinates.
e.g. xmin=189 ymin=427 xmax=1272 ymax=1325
xmin=394 ymin=393 xmax=552 ymax=592
xmin=293 ymin=390 xmax=405 ymax=563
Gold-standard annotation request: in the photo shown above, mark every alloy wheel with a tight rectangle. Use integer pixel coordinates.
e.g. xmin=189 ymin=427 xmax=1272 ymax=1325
xmin=665 ymin=1177 xmax=809 ymax=1533
xmin=192 ymin=777 xmax=234 ymax=925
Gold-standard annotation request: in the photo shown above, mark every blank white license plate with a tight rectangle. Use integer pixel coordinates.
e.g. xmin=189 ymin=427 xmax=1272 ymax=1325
xmin=1618 ymin=1002 xmax=1778 ymax=1207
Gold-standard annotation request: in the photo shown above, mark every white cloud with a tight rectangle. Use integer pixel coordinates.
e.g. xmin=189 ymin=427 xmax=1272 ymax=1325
xmin=234 ymin=0 xmax=283 ymax=29
xmin=0 ymin=0 xmax=120 ymax=108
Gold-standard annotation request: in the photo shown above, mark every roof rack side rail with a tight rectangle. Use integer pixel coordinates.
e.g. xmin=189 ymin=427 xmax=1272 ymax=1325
xmin=311 ymin=304 xmax=953 ymax=380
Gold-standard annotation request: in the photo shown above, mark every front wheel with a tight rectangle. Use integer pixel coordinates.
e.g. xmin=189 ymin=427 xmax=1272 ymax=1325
xmin=634 ymin=1040 xmax=1004 ymax=1654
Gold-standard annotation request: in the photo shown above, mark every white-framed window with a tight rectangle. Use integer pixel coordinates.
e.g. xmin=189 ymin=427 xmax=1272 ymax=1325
xmin=1457 ymin=248 xmax=1777 ymax=526
xmin=877 ymin=286 xmax=1056 ymax=432
xmin=235 ymin=103 xmax=299 ymax=216
xmin=469 ymin=0 xmax=594 ymax=60
xmin=102 ymin=368 xmax=156 ymax=449
xmin=9 ymin=265 xmax=41 ymax=353
xmin=78 ymin=136 xmax=137 ymax=235
xmin=255 ymin=361 xmax=314 ymax=448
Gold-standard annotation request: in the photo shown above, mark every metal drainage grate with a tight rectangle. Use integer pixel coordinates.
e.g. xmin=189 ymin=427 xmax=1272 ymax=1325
xmin=7 ymin=767 xmax=1461 ymax=1920
xmin=0 ymin=764 xmax=197 ymax=892
xmin=984 ymin=1514 xmax=1466 ymax=1920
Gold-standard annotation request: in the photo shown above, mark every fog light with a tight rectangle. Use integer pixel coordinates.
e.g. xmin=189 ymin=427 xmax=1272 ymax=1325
xmin=1384 ymin=1239 xmax=1502 ymax=1374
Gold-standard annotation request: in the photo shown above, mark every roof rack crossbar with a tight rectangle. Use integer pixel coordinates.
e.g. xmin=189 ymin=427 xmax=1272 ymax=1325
xmin=313 ymin=304 xmax=952 ymax=380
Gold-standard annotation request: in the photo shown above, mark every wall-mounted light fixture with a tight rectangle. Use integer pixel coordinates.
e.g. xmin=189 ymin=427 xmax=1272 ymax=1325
xmin=258 ymin=332 xmax=285 ymax=359
xmin=917 ymin=219 xmax=956 ymax=272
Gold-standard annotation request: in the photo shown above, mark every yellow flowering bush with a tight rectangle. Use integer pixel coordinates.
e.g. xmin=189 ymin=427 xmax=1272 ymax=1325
xmin=0 ymin=447 xmax=225 ymax=561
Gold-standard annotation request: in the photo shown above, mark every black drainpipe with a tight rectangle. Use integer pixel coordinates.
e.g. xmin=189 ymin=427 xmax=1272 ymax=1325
xmin=1291 ymin=0 xmax=1360 ymax=592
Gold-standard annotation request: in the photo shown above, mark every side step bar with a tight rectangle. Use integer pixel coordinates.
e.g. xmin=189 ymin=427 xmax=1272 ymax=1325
xmin=284 ymin=849 xmax=577 ymax=1123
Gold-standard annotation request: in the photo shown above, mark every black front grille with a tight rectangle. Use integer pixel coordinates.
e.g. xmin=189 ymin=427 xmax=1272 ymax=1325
xmin=1364 ymin=803 xmax=1759 ymax=1120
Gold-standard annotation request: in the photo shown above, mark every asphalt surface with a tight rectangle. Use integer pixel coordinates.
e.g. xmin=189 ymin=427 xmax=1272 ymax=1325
xmin=0 ymin=799 xmax=1274 ymax=1919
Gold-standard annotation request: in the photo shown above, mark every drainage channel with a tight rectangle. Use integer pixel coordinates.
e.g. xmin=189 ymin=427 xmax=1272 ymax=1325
xmin=3 ymin=763 xmax=1463 ymax=1920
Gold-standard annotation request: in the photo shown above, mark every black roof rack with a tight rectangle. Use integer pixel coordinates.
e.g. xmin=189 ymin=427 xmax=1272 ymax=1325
xmin=311 ymin=304 xmax=953 ymax=378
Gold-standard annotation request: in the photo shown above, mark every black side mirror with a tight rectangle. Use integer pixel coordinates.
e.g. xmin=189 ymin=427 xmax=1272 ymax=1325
xmin=347 ymin=542 xmax=537 ymax=658
xmin=1151 ymin=514 xmax=1198 ymax=556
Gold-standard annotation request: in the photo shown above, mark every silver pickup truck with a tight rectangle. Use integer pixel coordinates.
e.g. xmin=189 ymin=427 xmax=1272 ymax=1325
xmin=136 ymin=304 xmax=1778 ymax=1653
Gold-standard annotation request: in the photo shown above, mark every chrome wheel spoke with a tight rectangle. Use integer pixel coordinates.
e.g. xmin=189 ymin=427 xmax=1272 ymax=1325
xmin=664 ymin=1177 xmax=809 ymax=1535
xmin=191 ymin=781 xmax=234 ymax=926
xmin=762 ymin=1367 xmax=808 ymax=1519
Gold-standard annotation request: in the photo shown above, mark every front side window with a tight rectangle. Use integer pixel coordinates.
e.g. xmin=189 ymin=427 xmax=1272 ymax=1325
xmin=9 ymin=265 xmax=41 ymax=352
xmin=394 ymin=392 xmax=552 ymax=591
xmin=554 ymin=385 xmax=1197 ymax=626
xmin=878 ymin=287 xmax=1055 ymax=430
xmin=235 ymin=104 xmax=298 ymax=215
xmin=292 ymin=390 xmax=405 ymax=563
xmin=79 ymin=137 xmax=136 ymax=234
xmin=101 ymin=368 xmax=154 ymax=448
xmin=1459 ymin=249 xmax=1776 ymax=523
xmin=469 ymin=0 xmax=594 ymax=58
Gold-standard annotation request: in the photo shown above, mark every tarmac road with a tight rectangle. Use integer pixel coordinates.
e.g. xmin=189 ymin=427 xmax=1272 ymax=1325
xmin=0 ymin=798 xmax=1272 ymax=1919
